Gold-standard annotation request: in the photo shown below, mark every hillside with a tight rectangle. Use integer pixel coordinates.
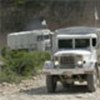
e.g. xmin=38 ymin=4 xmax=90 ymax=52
xmin=0 ymin=0 xmax=100 ymax=45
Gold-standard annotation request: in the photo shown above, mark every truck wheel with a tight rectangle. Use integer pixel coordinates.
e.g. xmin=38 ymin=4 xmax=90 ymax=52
xmin=87 ymin=72 xmax=97 ymax=92
xmin=46 ymin=75 xmax=57 ymax=93
xmin=95 ymin=64 xmax=100 ymax=87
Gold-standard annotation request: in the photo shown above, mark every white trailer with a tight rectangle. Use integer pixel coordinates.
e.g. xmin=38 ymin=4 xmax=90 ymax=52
xmin=7 ymin=29 xmax=52 ymax=51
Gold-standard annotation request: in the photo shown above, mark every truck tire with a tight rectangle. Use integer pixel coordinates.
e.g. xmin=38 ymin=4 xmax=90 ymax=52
xmin=95 ymin=64 xmax=100 ymax=87
xmin=46 ymin=75 xmax=57 ymax=93
xmin=87 ymin=71 xmax=97 ymax=92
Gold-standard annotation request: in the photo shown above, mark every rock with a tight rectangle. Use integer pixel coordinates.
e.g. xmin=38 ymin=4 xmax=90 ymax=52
xmin=2 ymin=82 xmax=8 ymax=87
xmin=33 ymin=76 xmax=37 ymax=80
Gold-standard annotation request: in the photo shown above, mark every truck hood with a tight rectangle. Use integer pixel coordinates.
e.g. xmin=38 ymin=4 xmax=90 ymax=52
xmin=54 ymin=49 xmax=91 ymax=56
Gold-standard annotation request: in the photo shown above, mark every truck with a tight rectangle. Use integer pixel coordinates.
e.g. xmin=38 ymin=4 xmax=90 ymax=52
xmin=43 ymin=26 xmax=100 ymax=92
xmin=7 ymin=29 xmax=52 ymax=51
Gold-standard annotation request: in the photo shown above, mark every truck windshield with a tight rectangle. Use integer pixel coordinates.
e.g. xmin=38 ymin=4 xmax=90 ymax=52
xmin=75 ymin=39 xmax=90 ymax=48
xmin=58 ymin=39 xmax=72 ymax=49
xmin=37 ymin=35 xmax=49 ymax=41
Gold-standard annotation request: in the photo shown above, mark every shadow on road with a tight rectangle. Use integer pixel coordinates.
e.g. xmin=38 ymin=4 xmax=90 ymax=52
xmin=20 ymin=85 xmax=89 ymax=95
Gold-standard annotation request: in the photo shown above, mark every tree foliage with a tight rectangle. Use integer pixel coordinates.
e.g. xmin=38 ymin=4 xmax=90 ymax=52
xmin=0 ymin=0 xmax=96 ymax=34
xmin=0 ymin=50 xmax=50 ymax=83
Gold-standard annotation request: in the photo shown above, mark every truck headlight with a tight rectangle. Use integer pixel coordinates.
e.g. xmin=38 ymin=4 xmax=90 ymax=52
xmin=54 ymin=56 xmax=59 ymax=66
xmin=54 ymin=61 xmax=59 ymax=66
xmin=77 ymin=61 xmax=83 ymax=67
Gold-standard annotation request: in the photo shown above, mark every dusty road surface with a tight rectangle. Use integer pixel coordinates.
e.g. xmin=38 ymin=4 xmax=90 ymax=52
xmin=0 ymin=75 xmax=100 ymax=100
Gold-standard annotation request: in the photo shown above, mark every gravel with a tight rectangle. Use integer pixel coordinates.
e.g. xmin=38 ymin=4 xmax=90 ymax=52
xmin=0 ymin=75 xmax=100 ymax=100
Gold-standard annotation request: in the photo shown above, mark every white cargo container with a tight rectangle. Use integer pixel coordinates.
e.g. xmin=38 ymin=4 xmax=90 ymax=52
xmin=7 ymin=29 xmax=52 ymax=51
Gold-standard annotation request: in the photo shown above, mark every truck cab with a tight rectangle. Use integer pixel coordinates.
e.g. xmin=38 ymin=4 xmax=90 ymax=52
xmin=43 ymin=27 xmax=100 ymax=92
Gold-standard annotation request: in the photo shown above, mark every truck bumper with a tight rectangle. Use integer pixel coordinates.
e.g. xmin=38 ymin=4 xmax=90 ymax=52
xmin=43 ymin=68 xmax=94 ymax=76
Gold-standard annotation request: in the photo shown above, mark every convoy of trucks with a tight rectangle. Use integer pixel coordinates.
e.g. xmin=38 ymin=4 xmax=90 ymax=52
xmin=7 ymin=26 xmax=100 ymax=93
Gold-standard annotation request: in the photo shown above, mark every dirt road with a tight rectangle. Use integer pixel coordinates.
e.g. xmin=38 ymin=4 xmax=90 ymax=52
xmin=0 ymin=75 xmax=100 ymax=100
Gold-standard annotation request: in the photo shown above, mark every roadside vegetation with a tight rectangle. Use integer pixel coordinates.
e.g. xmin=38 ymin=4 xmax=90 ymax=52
xmin=0 ymin=48 xmax=50 ymax=83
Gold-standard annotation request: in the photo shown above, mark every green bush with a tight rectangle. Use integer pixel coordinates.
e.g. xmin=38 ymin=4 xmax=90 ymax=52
xmin=0 ymin=49 xmax=50 ymax=83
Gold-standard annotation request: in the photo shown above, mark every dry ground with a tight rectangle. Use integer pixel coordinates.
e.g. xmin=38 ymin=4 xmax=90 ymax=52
xmin=0 ymin=75 xmax=100 ymax=100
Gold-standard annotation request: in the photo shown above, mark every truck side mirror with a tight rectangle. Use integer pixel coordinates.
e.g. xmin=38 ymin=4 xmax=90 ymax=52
xmin=92 ymin=38 xmax=97 ymax=47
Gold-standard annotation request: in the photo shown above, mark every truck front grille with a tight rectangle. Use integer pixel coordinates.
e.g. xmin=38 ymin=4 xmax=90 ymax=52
xmin=60 ymin=56 xmax=75 ymax=68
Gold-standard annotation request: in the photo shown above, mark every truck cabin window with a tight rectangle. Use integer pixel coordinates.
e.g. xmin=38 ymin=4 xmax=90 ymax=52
xmin=37 ymin=35 xmax=49 ymax=41
xmin=58 ymin=39 xmax=72 ymax=49
xmin=75 ymin=39 xmax=90 ymax=48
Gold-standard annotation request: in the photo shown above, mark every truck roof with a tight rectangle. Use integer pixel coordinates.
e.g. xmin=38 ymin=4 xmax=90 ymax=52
xmin=55 ymin=26 xmax=100 ymax=35
xmin=8 ymin=29 xmax=51 ymax=36
xmin=57 ymin=33 xmax=97 ymax=39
